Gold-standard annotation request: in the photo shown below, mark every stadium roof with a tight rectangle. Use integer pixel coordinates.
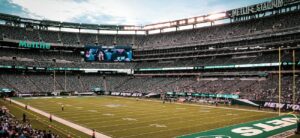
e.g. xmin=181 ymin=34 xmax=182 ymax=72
xmin=1 ymin=0 xmax=269 ymax=25
xmin=0 ymin=0 xmax=300 ymax=32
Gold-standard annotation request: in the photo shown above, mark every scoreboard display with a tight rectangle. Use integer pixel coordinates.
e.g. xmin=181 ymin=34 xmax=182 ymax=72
xmin=84 ymin=45 xmax=132 ymax=62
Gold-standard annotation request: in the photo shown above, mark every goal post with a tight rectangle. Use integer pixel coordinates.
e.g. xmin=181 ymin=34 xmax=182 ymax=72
xmin=278 ymin=47 xmax=281 ymax=116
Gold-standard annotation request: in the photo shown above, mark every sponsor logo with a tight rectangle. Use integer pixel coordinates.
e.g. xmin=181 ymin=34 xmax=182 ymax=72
xmin=230 ymin=0 xmax=284 ymax=17
xmin=19 ymin=40 xmax=51 ymax=49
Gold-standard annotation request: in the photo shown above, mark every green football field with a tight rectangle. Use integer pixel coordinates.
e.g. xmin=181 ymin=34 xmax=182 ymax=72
xmin=15 ymin=96 xmax=278 ymax=138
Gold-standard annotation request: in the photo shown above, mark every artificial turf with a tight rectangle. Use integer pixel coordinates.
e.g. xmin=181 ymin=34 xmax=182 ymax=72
xmin=13 ymin=96 xmax=279 ymax=138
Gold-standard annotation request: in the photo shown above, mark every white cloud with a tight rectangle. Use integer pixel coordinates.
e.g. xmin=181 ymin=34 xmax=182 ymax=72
xmin=10 ymin=0 xmax=216 ymax=25
xmin=9 ymin=0 xmax=265 ymax=25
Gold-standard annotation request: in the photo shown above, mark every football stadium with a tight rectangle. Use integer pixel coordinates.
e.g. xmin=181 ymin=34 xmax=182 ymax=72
xmin=0 ymin=0 xmax=300 ymax=137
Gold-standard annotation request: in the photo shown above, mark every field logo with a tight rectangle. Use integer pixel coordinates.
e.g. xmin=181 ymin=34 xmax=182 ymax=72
xmin=177 ymin=115 xmax=298 ymax=138
xmin=231 ymin=117 xmax=296 ymax=136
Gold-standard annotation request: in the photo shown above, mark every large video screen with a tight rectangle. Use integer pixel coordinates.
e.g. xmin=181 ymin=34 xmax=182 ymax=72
xmin=84 ymin=46 xmax=132 ymax=62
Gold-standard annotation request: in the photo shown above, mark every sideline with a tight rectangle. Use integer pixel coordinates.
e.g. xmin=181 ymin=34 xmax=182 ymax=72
xmin=8 ymin=98 xmax=111 ymax=138
xmin=17 ymin=95 xmax=275 ymax=114
xmin=115 ymin=96 xmax=278 ymax=114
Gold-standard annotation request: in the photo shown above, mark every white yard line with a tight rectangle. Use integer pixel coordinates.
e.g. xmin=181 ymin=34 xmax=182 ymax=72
xmin=11 ymin=96 xmax=278 ymax=138
xmin=105 ymin=110 xmax=255 ymax=133
xmin=9 ymin=98 xmax=111 ymax=138
xmin=122 ymin=113 xmax=268 ymax=138
xmin=86 ymin=109 xmax=227 ymax=126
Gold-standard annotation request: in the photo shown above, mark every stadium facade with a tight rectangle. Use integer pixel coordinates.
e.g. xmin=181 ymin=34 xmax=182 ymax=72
xmin=0 ymin=0 xmax=299 ymax=107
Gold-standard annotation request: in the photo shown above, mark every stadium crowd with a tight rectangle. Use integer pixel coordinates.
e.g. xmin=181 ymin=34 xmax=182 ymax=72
xmin=0 ymin=73 xmax=299 ymax=103
xmin=0 ymin=2 xmax=299 ymax=138
xmin=1 ymin=48 xmax=299 ymax=69
xmin=0 ymin=107 xmax=59 ymax=138
xmin=141 ymin=11 xmax=300 ymax=49
xmin=0 ymin=11 xmax=300 ymax=49
xmin=0 ymin=7 xmax=299 ymax=104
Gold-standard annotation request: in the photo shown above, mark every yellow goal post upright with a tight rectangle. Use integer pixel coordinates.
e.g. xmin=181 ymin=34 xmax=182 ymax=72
xmin=293 ymin=50 xmax=296 ymax=112
xmin=278 ymin=47 xmax=281 ymax=116
xmin=287 ymin=50 xmax=300 ymax=135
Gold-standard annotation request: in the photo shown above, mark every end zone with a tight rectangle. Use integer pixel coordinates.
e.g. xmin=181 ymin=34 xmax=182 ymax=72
xmin=177 ymin=115 xmax=299 ymax=138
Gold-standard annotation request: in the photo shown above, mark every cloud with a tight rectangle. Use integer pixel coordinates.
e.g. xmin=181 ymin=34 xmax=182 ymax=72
xmin=3 ymin=0 xmax=266 ymax=25
xmin=0 ymin=0 xmax=30 ymax=17
xmin=8 ymin=0 xmax=145 ymax=24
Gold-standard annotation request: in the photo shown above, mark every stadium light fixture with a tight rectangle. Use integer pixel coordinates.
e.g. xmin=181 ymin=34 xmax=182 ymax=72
xmin=188 ymin=18 xmax=195 ymax=24
xmin=124 ymin=26 xmax=143 ymax=30
xmin=160 ymin=23 xmax=171 ymax=28
xmin=143 ymin=25 xmax=155 ymax=30
xmin=144 ymin=22 xmax=171 ymax=30
xmin=196 ymin=17 xmax=204 ymax=22
xmin=170 ymin=21 xmax=177 ymax=26
xmin=179 ymin=20 xmax=186 ymax=25
xmin=206 ymin=12 xmax=227 ymax=21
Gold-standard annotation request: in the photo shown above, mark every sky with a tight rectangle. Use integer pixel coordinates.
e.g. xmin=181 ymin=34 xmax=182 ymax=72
xmin=0 ymin=0 xmax=267 ymax=25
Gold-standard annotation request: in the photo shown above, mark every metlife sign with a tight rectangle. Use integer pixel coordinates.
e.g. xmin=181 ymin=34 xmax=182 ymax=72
xmin=19 ymin=40 xmax=51 ymax=49
xmin=177 ymin=115 xmax=298 ymax=138
xmin=229 ymin=0 xmax=284 ymax=17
